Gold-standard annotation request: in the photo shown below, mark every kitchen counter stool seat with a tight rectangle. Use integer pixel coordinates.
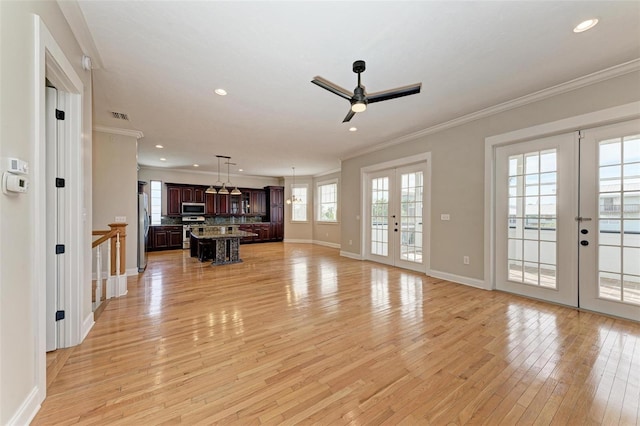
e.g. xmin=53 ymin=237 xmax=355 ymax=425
xmin=197 ymin=239 xmax=215 ymax=262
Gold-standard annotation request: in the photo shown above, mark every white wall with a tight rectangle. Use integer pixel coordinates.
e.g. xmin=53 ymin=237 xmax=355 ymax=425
xmin=93 ymin=131 xmax=138 ymax=273
xmin=341 ymin=70 xmax=640 ymax=282
xmin=0 ymin=1 xmax=92 ymax=423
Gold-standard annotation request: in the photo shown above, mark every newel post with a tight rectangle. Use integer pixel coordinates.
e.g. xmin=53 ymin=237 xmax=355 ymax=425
xmin=108 ymin=223 xmax=127 ymax=275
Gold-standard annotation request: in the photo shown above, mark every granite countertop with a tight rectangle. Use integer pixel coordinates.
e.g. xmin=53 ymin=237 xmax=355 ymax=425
xmin=190 ymin=229 xmax=257 ymax=239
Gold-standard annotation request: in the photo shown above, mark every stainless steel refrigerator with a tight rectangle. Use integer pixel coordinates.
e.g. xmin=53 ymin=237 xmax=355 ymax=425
xmin=138 ymin=193 xmax=150 ymax=272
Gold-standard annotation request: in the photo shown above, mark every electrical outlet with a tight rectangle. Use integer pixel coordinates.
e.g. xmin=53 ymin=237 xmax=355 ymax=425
xmin=441 ymin=214 xmax=450 ymax=221
xmin=349 ymin=239 xmax=353 ymax=245
xmin=463 ymin=256 xmax=470 ymax=265
xmin=115 ymin=216 xmax=126 ymax=223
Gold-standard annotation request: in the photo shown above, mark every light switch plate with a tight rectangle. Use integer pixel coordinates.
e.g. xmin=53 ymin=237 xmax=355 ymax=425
xmin=441 ymin=214 xmax=450 ymax=221
xmin=115 ymin=216 xmax=127 ymax=223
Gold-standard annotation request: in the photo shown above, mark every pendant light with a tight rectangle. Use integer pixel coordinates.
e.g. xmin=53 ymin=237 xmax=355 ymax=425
xmin=206 ymin=156 xmax=225 ymax=194
xmin=216 ymin=155 xmax=229 ymax=195
xmin=227 ymin=161 xmax=242 ymax=195
xmin=286 ymin=166 xmax=299 ymax=204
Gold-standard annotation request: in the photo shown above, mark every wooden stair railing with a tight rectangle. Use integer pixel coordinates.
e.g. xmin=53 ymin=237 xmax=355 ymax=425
xmin=91 ymin=223 xmax=128 ymax=311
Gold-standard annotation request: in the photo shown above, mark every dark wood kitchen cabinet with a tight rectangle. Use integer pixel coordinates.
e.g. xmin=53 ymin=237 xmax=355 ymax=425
xmin=250 ymin=190 xmax=267 ymax=215
xmin=205 ymin=192 xmax=216 ymax=215
xmin=193 ymin=187 xmax=205 ymax=203
xmin=167 ymin=186 xmax=181 ymax=216
xmin=253 ymin=223 xmax=270 ymax=242
xmin=216 ymin=194 xmax=230 ymax=215
xmin=181 ymin=187 xmax=194 ymax=203
xmin=149 ymin=225 xmax=183 ymax=251
xmin=265 ymin=186 xmax=284 ymax=241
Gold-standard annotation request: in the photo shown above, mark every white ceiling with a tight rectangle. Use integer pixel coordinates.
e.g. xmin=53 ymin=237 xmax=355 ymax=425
xmin=70 ymin=1 xmax=640 ymax=178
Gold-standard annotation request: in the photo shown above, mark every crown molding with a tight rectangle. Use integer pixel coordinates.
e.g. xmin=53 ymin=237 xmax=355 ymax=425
xmin=57 ymin=0 xmax=104 ymax=69
xmin=313 ymin=168 xmax=341 ymax=178
xmin=94 ymin=126 xmax=144 ymax=139
xmin=342 ymin=58 xmax=640 ymax=161
xmin=138 ymin=165 xmax=278 ymax=182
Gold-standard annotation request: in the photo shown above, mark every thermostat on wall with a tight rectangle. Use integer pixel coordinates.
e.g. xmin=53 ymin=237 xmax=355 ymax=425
xmin=2 ymin=172 xmax=29 ymax=194
xmin=5 ymin=157 xmax=29 ymax=174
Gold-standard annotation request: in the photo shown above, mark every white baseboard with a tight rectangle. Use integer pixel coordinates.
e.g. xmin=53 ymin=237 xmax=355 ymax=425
xmin=313 ymin=240 xmax=341 ymax=249
xmin=7 ymin=386 xmax=41 ymax=426
xmin=340 ymin=250 xmax=363 ymax=260
xmin=81 ymin=312 xmax=95 ymax=342
xmin=283 ymin=238 xmax=313 ymax=244
xmin=93 ymin=268 xmax=138 ymax=279
xmin=427 ymin=269 xmax=488 ymax=290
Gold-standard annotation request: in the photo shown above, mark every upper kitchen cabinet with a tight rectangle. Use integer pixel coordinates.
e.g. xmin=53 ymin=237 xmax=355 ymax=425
xmin=181 ymin=187 xmax=194 ymax=203
xmin=230 ymin=194 xmax=241 ymax=215
xmin=193 ymin=187 xmax=205 ymax=203
xmin=250 ymin=190 xmax=267 ymax=215
xmin=216 ymin=193 xmax=230 ymax=215
xmin=166 ymin=183 xmax=268 ymax=217
xmin=166 ymin=183 xmax=207 ymax=216
xmin=167 ymin=186 xmax=182 ymax=216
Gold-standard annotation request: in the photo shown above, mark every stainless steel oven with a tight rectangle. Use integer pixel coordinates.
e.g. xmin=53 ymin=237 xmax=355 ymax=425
xmin=182 ymin=216 xmax=205 ymax=249
xmin=182 ymin=225 xmax=192 ymax=249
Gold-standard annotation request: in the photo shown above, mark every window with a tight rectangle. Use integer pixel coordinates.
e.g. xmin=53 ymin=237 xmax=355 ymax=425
xmin=317 ymin=179 xmax=338 ymax=222
xmin=291 ymin=185 xmax=308 ymax=222
xmin=150 ymin=180 xmax=162 ymax=225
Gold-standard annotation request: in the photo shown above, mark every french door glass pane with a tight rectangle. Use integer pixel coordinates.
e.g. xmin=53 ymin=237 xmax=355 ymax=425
xmin=597 ymin=134 xmax=640 ymax=305
xmin=371 ymin=177 xmax=389 ymax=256
xmin=507 ymin=149 xmax=557 ymax=288
xmin=400 ymin=171 xmax=423 ymax=263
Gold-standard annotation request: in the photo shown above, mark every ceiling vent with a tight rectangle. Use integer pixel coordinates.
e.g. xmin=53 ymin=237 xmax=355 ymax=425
xmin=111 ymin=111 xmax=129 ymax=121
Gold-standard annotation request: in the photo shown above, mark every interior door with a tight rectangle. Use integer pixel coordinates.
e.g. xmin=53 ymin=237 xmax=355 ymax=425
xmin=45 ymin=86 xmax=65 ymax=351
xmin=495 ymin=133 xmax=579 ymax=306
xmin=366 ymin=163 xmax=426 ymax=272
xmin=578 ymin=120 xmax=640 ymax=321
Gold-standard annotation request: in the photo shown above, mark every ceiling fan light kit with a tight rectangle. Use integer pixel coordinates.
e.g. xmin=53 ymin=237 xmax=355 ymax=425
xmin=311 ymin=60 xmax=421 ymax=122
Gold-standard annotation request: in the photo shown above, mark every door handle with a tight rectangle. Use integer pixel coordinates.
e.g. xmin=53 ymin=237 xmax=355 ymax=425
xmin=580 ymin=240 xmax=589 ymax=246
xmin=575 ymin=217 xmax=592 ymax=222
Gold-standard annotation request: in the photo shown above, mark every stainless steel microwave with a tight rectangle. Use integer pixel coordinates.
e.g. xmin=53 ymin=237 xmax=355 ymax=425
xmin=181 ymin=202 xmax=206 ymax=215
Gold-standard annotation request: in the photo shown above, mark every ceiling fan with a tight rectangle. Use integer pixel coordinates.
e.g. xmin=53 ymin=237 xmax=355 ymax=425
xmin=311 ymin=60 xmax=422 ymax=123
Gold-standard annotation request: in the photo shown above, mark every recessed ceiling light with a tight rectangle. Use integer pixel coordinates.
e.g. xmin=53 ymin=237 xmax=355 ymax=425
xmin=214 ymin=88 xmax=227 ymax=96
xmin=238 ymin=168 xmax=244 ymax=172
xmin=193 ymin=164 xmax=199 ymax=167
xmin=160 ymin=158 xmax=166 ymax=161
xmin=349 ymin=127 xmax=358 ymax=132
xmin=155 ymin=144 xmax=164 ymax=149
xmin=574 ymin=18 xmax=598 ymax=33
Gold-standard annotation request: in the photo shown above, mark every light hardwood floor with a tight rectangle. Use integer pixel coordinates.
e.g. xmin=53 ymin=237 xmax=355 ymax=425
xmin=34 ymin=243 xmax=640 ymax=425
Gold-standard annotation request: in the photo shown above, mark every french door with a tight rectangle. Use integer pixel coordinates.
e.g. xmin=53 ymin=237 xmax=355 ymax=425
xmin=366 ymin=163 xmax=426 ymax=272
xmin=495 ymin=119 xmax=640 ymax=321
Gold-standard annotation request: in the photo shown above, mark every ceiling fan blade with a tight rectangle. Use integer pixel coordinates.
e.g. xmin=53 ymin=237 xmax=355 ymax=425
xmin=366 ymin=83 xmax=422 ymax=104
xmin=311 ymin=76 xmax=353 ymax=101
xmin=342 ymin=109 xmax=356 ymax=123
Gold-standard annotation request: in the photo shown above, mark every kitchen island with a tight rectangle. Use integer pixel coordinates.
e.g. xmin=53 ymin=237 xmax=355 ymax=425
xmin=190 ymin=228 xmax=257 ymax=265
